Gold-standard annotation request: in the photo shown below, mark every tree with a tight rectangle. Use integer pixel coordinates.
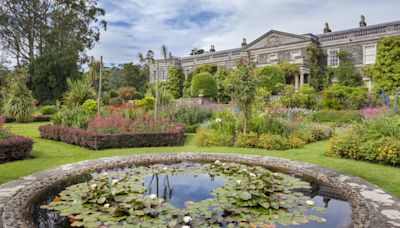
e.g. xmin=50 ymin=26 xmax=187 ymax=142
xmin=0 ymin=0 xmax=106 ymax=66
xmin=28 ymin=49 xmax=79 ymax=104
xmin=214 ymin=66 xmax=231 ymax=103
xmin=335 ymin=51 xmax=363 ymax=87
xmin=257 ymin=66 xmax=285 ymax=95
xmin=191 ymin=72 xmax=217 ymax=98
xmin=167 ymin=67 xmax=184 ymax=98
xmin=364 ymin=36 xmax=400 ymax=92
xmin=120 ymin=63 xmax=147 ymax=93
xmin=306 ymin=45 xmax=331 ymax=91
xmin=183 ymin=64 xmax=218 ymax=98
xmin=277 ymin=61 xmax=299 ymax=84
xmin=108 ymin=67 xmax=123 ymax=90
xmin=225 ymin=57 xmax=258 ymax=133
xmin=3 ymin=70 xmax=35 ymax=123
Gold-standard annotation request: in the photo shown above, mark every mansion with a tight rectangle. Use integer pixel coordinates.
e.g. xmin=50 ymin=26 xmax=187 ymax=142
xmin=150 ymin=16 xmax=400 ymax=91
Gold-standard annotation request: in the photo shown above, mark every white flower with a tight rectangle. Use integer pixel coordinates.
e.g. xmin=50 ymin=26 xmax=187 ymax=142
xmin=183 ymin=216 xmax=192 ymax=223
xmin=242 ymin=168 xmax=248 ymax=172
xmin=274 ymin=173 xmax=278 ymax=176
xmin=103 ymin=172 xmax=108 ymax=176
xmin=215 ymin=118 xmax=222 ymax=123
xmin=236 ymin=180 xmax=241 ymax=184
xmin=249 ymin=173 xmax=256 ymax=178
xmin=90 ymin=184 xmax=97 ymax=189
xmin=149 ymin=194 xmax=157 ymax=199
xmin=306 ymin=200 xmax=315 ymax=206
xmin=182 ymin=226 xmax=190 ymax=228
xmin=214 ymin=160 xmax=220 ymax=165
xmin=163 ymin=167 xmax=168 ymax=170
xmin=111 ymin=179 xmax=119 ymax=185
xmin=104 ymin=203 xmax=110 ymax=208
xmin=221 ymin=163 xmax=226 ymax=166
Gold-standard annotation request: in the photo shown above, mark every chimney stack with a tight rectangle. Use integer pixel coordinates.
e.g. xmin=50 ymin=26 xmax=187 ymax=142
xmin=359 ymin=15 xmax=367 ymax=27
xmin=241 ymin=38 xmax=247 ymax=47
xmin=210 ymin=45 xmax=215 ymax=52
xmin=323 ymin=23 xmax=332 ymax=33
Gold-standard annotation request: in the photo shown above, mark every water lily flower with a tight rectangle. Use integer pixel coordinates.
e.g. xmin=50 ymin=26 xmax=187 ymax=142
xmin=104 ymin=203 xmax=110 ymax=208
xmin=306 ymin=200 xmax=315 ymax=206
xmin=215 ymin=118 xmax=222 ymax=123
xmin=249 ymin=173 xmax=256 ymax=178
xmin=221 ymin=163 xmax=226 ymax=166
xmin=90 ymin=183 xmax=97 ymax=189
xmin=183 ymin=216 xmax=192 ymax=223
xmin=111 ymin=179 xmax=119 ymax=185
xmin=236 ymin=180 xmax=241 ymax=184
xmin=214 ymin=160 xmax=220 ymax=165
xmin=182 ymin=226 xmax=190 ymax=228
xmin=242 ymin=168 xmax=248 ymax=172
xmin=163 ymin=167 xmax=168 ymax=170
xmin=149 ymin=194 xmax=157 ymax=199
xmin=103 ymin=172 xmax=108 ymax=176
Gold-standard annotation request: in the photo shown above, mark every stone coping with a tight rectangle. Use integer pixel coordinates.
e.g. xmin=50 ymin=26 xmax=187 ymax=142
xmin=0 ymin=153 xmax=399 ymax=228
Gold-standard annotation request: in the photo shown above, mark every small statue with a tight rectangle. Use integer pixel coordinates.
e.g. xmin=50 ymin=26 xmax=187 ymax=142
xmin=210 ymin=45 xmax=215 ymax=52
xmin=360 ymin=15 xmax=367 ymax=27
xmin=324 ymin=23 xmax=331 ymax=33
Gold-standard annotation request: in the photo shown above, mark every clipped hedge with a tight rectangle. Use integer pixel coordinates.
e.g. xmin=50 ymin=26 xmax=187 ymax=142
xmin=191 ymin=72 xmax=217 ymax=98
xmin=39 ymin=125 xmax=185 ymax=150
xmin=4 ymin=115 xmax=51 ymax=123
xmin=0 ymin=136 xmax=34 ymax=163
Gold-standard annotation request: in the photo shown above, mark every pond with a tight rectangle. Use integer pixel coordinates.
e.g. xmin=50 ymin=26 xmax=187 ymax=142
xmin=33 ymin=162 xmax=351 ymax=228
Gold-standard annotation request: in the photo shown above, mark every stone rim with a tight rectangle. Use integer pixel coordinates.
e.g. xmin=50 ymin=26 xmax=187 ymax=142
xmin=0 ymin=152 xmax=399 ymax=228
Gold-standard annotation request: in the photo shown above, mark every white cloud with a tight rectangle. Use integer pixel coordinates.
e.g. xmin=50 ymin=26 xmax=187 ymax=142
xmin=88 ymin=0 xmax=400 ymax=65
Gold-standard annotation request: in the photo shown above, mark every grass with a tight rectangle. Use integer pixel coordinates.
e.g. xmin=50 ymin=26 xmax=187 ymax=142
xmin=1 ymin=122 xmax=400 ymax=198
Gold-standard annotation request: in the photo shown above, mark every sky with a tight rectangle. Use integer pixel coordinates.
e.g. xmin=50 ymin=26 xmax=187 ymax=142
xmin=87 ymin=0 xmax=400 ymax=65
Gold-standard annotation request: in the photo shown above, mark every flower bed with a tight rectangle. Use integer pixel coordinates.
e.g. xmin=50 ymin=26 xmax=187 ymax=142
xmin=39 ymin=124 xmax=185 ymax=150
xmin=0 ymin=136 xmax=34 ymax=163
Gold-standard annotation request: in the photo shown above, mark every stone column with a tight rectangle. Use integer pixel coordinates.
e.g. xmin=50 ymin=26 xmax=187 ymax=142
xmin=294 ymin=74 xmax=299 ymax=92
xmin=300 ymin=74 xmax=304 ymax=88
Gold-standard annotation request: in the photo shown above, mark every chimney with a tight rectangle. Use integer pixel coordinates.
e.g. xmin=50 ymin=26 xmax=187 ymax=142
xmin=210 ymin=45 xmax=215 ymax=52
xmin=323 ymin=22 xmax=332 ymax=33
xmin=241 ymin=38 xmax=247 ymax=47
xmin=359 ymin=15 xmax=367 ymax=27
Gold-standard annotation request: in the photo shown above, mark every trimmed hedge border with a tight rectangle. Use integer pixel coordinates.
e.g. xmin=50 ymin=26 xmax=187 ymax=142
xmin=39 ymin=125 xmax=185 ymax=150
xmin=0 ymin=136 xmax=34 ymax=163
xmin=4 ymin=115 xmax=51 ymax=123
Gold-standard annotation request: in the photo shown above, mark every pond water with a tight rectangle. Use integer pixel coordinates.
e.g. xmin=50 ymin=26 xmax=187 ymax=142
xmin=33 ymin=162 xmax=352 ymax=228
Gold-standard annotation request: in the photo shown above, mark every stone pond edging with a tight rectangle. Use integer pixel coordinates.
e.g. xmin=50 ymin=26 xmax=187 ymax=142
xmin=0 ymin=153 xmax=399 ymax=228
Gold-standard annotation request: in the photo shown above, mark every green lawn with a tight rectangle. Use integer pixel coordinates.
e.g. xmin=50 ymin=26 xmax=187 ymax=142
xmin=1 ymin=122 xmax=400 ymax=198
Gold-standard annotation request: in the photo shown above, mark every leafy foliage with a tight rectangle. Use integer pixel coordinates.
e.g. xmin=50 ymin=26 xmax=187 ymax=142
xmin=40 ymin=105 xmax=57 ymax=115
xmin=81 ymin=99 xmax=98 ymax=113
xmin=3 ymin=74 xmax=35 ymax=123
xmin=306 ymin=45 xmax=331 ymax=91
xmin=277 ymin=61 xmax=300 ymax=85
xmin=120 ymin=63 xmax=147 ymax=93
xmin=51 ymin=107 xmax=95 ymax=129
xmin=335 ymin=51 xmax=363 ymax=87
xmin=0 ymin=136 xmax=33 ymax=163
xmin=279 ymin=85 xmax=317 ymax=109
xmin=167 ymin=67 xmax=185 ymax=98
xmin=28 ymin=50 xmax=79 ymax=104
xmin=257 ymin=65 xmax=285 ymax=95
xmin=191 ymin=72 xmax=217 ymax=98
xmin=321 ymin=85 xmax=368 ymax=110
xmin=63 ymin=78 xmax=96 ymax=107
xmin=364 ymin=36 xmax=400 ymax=92
xmin=213 ymin=66 xmax=231 ymax=103
xmin=42 ymin=162 xmax=326 ymax=227
xmin=117 ymin=87 xmax=136 ymax=101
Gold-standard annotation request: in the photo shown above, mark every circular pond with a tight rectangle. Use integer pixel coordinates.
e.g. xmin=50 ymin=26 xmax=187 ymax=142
xmin=33 ymin=162 xmax=351 ymax=228
xmin=2 ymin=153 xmax=399 ymax=228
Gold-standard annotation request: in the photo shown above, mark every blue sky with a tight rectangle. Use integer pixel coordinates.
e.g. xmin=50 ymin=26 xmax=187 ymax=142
xmin=88 ymin=0 xmax=400 ymax=65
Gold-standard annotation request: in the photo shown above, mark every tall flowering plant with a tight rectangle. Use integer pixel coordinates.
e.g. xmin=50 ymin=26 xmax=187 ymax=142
xmin=361 ymin=107 xmax=389 ymax=120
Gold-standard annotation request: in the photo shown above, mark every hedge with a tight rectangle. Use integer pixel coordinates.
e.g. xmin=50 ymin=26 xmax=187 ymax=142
xmin=4 ymin=115 xmax=51 ymax=123
xmin=191 ymin=72 xmax=217 ymax=98
xmin=39 ymin=125 xmax=185 ymax=150
xmin=0 ymin=136 xmax=34 ymax=163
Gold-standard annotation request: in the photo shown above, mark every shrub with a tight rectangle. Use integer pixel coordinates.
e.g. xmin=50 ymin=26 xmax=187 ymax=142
xmin=63 ymin=78 xmax=96 ymax=107
xmin=164 ymin=105 xmax=214 ymax=133
xmin=327 ymin=134 xmax=363 ymax=159
xmin=249 ymin=115 xmax=290 ymax=136
xmin=257 ymin=66 xmax=285 ymax=95
xmin=109 ymin=90 xmax=119 ymax=98
xmin=51 ymin=107 xmax=95 ymax=129
xmin=195 ymin=128 xmax=233 ymax=147
xmin=131 ymin=91 xmax=144 ymax=100
xmin=0 ymin=117 xmax=12 ymax=140
xmin=135 ymin=97 xmax=155 ymax=111
xmin=191 ymin=72 xmax=217 ymax=98
xmin=0 ymin=136 xmax=34 ymax=163
xmin=109 ymin=97 xmax=124 ymax=105
xmin=40 ymin=105 xmax=57 ymax=115
xmin=117 ymin=86 xmax=136 ymax=100
xmin=309 ymin=123 xmax=335 ymax=140
xmin=81 ymin=99 xmax=98 ymax=113
xmin=287 ymin=135 xmax=306 ymax=149
xmin=257 ymin=133 xmax=288 ymax=150
xmin=320 ymin=85 xmax=368 ymax=110
xmin=39 ymin=124 xmax=184 ymax=150
xmin=4 ymin=76 xmax=35 ymax=123
xmin=236 ymin=132 xmax=258 ymax=148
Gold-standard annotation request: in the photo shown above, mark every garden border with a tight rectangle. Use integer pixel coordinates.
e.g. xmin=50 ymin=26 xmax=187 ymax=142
xmin=0 ymin=153 xmax=400 ymax=227
xmin=4 ymin=116 xmax=51 ymax=123
xmin=39 ymin=124 xmax=185 ymax=150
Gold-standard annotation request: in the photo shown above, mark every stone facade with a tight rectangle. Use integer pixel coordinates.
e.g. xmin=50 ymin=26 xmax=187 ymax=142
xmin=150 ymin=18 xmax=400 ymax=91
